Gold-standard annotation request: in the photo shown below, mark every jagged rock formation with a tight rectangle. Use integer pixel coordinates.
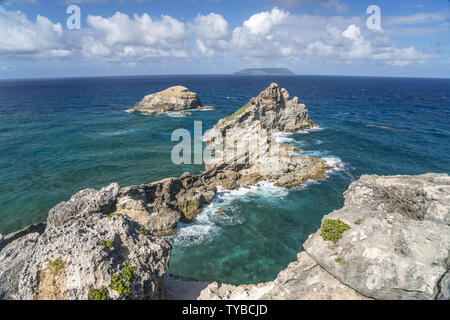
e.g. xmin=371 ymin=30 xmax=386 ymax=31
xmin=115 ymin=83 xmax=331 ymax=234
xmin=129 ymin=86 xmax=202 ymax=114
xmin=204 ymin=83 xmax=331 ymax=187
xmin=197 ymin=173 xmax=450 ymax=300
xmin=113 ymin=173 xmax=217 ymax=235
xmin=0 ymin=184 xmax=171 ymax=300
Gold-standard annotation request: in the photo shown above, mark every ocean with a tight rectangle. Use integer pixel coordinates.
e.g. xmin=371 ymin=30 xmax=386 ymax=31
xmin=0 ymin=75 xmax=449 ymax=285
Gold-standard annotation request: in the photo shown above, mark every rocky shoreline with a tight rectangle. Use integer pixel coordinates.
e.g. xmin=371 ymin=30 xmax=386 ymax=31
xmin=0 ymin=83 xmax=448 ymax=300
xmin=197 ymin=173 xmax=450 ymax=300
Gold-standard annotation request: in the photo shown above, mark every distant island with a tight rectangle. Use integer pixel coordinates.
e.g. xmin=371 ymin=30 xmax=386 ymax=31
xmin=232 ymin=68 xmax=296 ymax=75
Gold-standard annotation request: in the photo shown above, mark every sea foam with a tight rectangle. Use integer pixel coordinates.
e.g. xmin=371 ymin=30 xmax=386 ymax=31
xmin=171 ymin=181 xmax=288 ymax=247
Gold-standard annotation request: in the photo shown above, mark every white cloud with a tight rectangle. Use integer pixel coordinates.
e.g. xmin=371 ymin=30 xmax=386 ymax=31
xmin=191 ymin=13 xmax=229 ymax=40
xmin=81 ymin=12 xmax=188 ymax=61
xmin=242 ymin=7 xmax=289 ymax=35
xmin=0 ymin=6 xmax=70 ymax=57
xmin=223 ymin=9 xmax=435 ymax=66
xmin=0 ymin=5 xmax=443 ymax=70
xmin=191 ymin=13 xmax=230 ymax=56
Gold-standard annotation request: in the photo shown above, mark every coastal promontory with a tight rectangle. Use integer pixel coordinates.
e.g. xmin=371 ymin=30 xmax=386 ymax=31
xmin=1 ymin=83 xmax=448 ymax=301
xmin=129 ymin=86 xmax=202 ymax=114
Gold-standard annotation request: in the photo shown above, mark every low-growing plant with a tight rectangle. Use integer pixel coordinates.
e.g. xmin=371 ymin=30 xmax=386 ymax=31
xmin=108 ymin=212 xmax=122 ymax=219
xmin=222 ymin=102 xmax=251 ymax=125
xmin=49 ymin=258 xmax=65 ymax=274
xmin=121 ymin=263 xmax=137 ymax=282
xmin=109 ymin=274 xmax=131 ymax=294
xmin=109 ymin=263 xmax=137 ymax=295
xmin=100 ymin=240 xmax=113 ymax=248
xmin=335 ymin=258 xmax=344 ymax=265
xmin=88 ymin=287 xmax=107 ymax=300
xmin=320 ymin=219 xmax=351 ymax=244
xmin=139 ymin=226 xmax=149 ymax=236
xmin=354 ymin=218 xmax=362 ymax=225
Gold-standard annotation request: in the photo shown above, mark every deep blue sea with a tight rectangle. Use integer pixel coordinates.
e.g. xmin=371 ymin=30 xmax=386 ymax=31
xmin=0 ymin=75 xmax=449 ymax=284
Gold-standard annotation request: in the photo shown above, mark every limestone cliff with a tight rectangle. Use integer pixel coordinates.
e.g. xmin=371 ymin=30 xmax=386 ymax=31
xmin=0 ymin=184 xmax=171 ymax=300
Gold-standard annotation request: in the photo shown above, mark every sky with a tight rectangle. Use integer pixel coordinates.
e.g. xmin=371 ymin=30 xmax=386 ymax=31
xmin=0 ymin=0 xmax=449 ymax=79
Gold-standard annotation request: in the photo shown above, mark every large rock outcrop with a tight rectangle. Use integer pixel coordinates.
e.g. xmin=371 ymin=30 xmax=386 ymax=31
xmin=304 ymin=173 xmax=450 ymax=300
xmin=196 ymin=173 xmax=450 ymax=300
xmin=203 ymin=83 xmax=331 ymax=187
xmin=0 ymin=184 xmax=171 ymax=300
xmin=113 ymin=173 xmax=217 ymax=235
xmin=129 ymin=86 xmax=202 ymax=114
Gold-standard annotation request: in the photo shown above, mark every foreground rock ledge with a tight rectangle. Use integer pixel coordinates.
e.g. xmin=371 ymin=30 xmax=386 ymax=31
xmin=196 ymin=173 xmax=450 ymax=300
xmin=129 ymin=86 xmax=202 ymax=114
xmin=0 ymin=212 xmax=171 ymax=300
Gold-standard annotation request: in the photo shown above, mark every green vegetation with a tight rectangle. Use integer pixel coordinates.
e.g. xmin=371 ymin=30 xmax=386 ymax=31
xmin=222 ymin=102 xmax=251 ymax=125
xmin=108 ymin=212 xmax=122 ymax=219
xmin=121 ymin=263 xmax=137 ymax=281
xmin=100 ymin=240 xmax=113 ymax=249
xmin=88 ymin=287 xmax=107 ymax=300
xmin=320 ymin=219 xmax=351 ymax=244
xmin=139 ymin=226 xmax=149 ymax=236
xmin=110 ymin=274 xmax=130 ymax=294
xmin=109 ymin=263 xmax=137 ymax=295
xmin=335 ymin=258 xmax=344 ymax=265
xmin=49 ymin=258 xmax=65 ymax=274
xmin=354 ymin=218 xmax=362 ymax=225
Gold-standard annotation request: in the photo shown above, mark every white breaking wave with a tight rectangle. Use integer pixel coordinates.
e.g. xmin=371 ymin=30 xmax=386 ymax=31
xmin=273 ymin=131 xmax=295 ymax=143
xmin=171 ymin=181 xmax=288 ymax=247
xmin=274 ymin=126 xmax=324 ymax=143
xmin=296 ymin=126 xmax=324 ymax=134
xmin=100 ymin=128 xmax=136 ymax=136
xmin=322 ymin=156 xmax=345 ymax=172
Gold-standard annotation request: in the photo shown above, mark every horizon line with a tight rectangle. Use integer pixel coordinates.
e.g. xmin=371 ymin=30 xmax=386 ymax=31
xmin=0 ymin=73 xmax=449 ymax=81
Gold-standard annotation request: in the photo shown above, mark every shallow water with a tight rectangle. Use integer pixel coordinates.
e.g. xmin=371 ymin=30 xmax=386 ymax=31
xmin=0 ymin=75 xmax=448 ymax=284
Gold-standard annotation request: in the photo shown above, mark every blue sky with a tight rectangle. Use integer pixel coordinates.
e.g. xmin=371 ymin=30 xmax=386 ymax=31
xmin=0 ymin=0 xmax=449 ymax=78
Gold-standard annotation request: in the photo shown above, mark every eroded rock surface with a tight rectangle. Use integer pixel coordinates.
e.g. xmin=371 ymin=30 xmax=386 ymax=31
xmin=46 ymin=183 xmax=119 ymax=229
xmin=130 ymin=86 xmax=202 ymax=114
xmin=304 ymin=173 xmax=450 ymax=300
xmin=203 ymin=83 xmax=332 ymax=188
xmin=0 ymin=184 xmax=171 ymax=300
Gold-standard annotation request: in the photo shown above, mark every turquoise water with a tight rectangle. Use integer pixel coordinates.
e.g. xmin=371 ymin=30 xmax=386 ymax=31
xmin=0 ymin=75 xmax=449 ymax=284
